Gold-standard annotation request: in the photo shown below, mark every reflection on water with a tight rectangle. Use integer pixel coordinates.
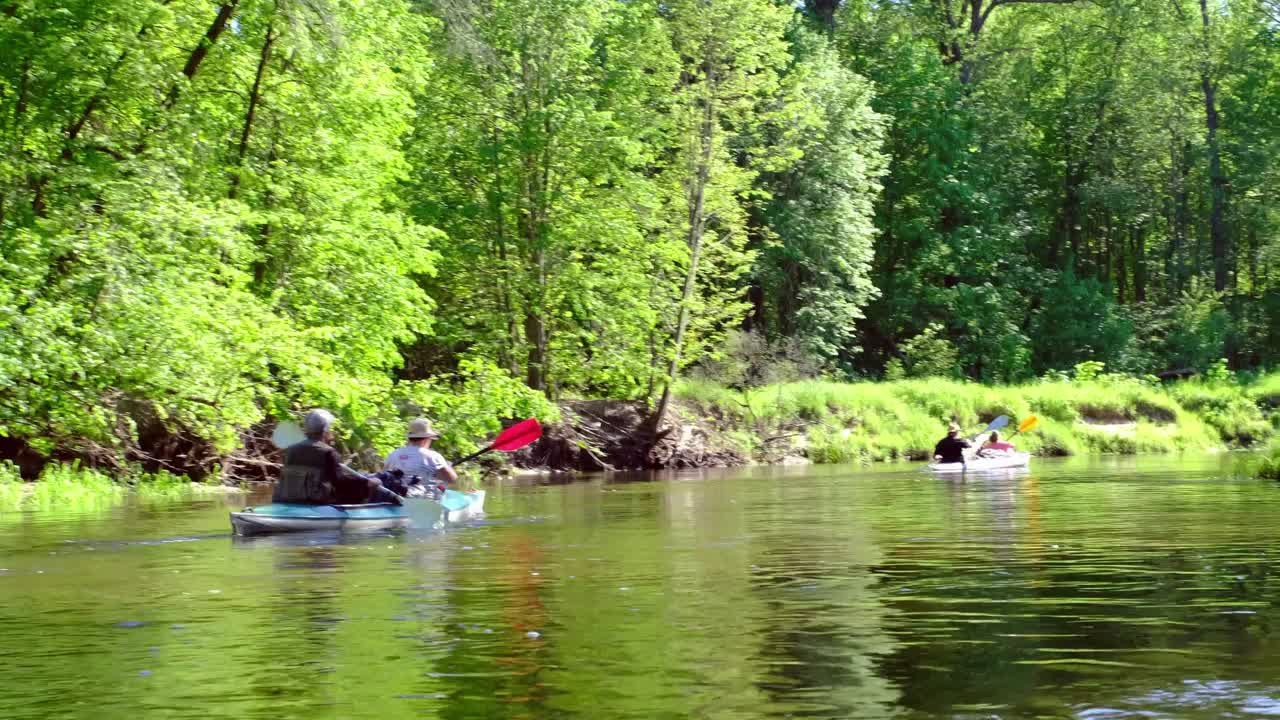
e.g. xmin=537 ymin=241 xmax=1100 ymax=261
xmin=2 ymin=454 xmax=1280 ymax=719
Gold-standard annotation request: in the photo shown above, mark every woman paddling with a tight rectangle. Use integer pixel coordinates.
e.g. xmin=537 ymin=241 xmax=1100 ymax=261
xmin=978 ymin=430 xmax=1016 ymax=457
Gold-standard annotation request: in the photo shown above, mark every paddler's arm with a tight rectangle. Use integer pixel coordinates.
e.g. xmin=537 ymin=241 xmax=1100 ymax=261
xmin=437 ymin=463 xmax=458 ymax=485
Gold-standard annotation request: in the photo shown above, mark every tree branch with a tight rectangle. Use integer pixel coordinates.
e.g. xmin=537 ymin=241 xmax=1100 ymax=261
xmin=981 ymin=0 xmax=1079 ymax=29
xmin=163 ymin=0 xmax=241 ymax=110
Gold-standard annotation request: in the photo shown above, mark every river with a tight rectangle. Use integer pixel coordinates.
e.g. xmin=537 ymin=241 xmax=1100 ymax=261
xmin=3 ymin=454 xmax=1279 ymax=719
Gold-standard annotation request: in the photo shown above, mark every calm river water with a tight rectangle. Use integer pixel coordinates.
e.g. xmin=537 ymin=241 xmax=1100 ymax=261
xmin=3 ymin=454 xmax=1279 ymax=719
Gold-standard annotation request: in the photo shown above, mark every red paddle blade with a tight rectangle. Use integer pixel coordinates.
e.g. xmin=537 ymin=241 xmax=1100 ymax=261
xmin=491 ymin=418 xmax=542 ymax=452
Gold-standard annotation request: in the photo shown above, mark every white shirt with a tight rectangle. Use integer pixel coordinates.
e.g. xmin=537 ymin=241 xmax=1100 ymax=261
xmin=383 ymin=444 xmax=450 ymax=481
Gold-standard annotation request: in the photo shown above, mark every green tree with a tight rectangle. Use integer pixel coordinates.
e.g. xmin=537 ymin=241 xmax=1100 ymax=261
xmin=752 ymin=27 xmax=886 ymax=370
xmin=645 ymin=0 xmax=796 ymax=435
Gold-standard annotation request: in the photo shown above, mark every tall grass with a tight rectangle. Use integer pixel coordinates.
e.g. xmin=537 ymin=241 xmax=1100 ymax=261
xmin=677 ymin=374 xmax=1274 ymax=465
xmin=19 ymin=462 xmax=127 ymax=510
xmin=1257 ymin=446 xmax=1280 ymax=480
xmin=0 ymin=461 xmax=226 ymax=510
xmin=1248 ymin=374 xmax=1280 ymax=426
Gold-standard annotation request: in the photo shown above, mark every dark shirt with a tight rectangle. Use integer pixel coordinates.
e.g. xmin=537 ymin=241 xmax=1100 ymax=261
xmin=932 ymin=436 xmax=971 ymax=464
xmin=274 ymin=439 xmax=365 ymax=504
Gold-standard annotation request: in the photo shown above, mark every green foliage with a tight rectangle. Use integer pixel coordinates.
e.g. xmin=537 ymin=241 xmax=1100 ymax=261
xmin=1124 ymin=283 xmax=1232 ymax=373
xmin=1257 ymin=445 xmax=1280 ymax=481
xmin=895 ymin=323 xmax=960 ymax=379
xmin=0 ymin=0 xmax=441 ymax=473
xmin=1206 ymin=358 xmax=1234 ymax=383
xmin=1030 ymin=272 xmax=1134 ymax=372
xmin=1073 ymin=361 xmax=1108 ymax=383
xmin=387 ymin=359 xmax=560 ymax=459
xmin=752 ymin=28 xmax=886 ymax=367
xmin=693 ymin=331 xmax=819 ymax=390
xmin=1167 ymin=380 xmax=1273 ymax=445
xmin=1247 ymin=373 xmax=1280 ymax=414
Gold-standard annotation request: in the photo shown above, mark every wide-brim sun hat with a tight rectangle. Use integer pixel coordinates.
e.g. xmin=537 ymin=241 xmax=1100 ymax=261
xmin=407 ymin=418 xmax=442 ymax=439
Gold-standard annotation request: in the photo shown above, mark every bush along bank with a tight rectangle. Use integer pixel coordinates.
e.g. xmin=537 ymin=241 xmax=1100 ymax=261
xmin=1257 ymin=446 xmax=1280 ymax=480
xmin=669 ymin=375 xmax=1278 ymax=466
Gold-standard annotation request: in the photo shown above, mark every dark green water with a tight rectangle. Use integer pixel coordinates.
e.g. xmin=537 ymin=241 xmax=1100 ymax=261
xmin=4 ymin=455 xmax=1280 ymax=719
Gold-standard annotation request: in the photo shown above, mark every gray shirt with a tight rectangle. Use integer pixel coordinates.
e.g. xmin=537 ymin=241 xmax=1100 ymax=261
xmin=383 ymin=444 xmax=450 ymax=481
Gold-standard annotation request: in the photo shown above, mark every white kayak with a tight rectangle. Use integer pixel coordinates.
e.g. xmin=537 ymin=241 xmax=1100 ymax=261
xmin=927 ymin=452 xmax=1031 ymax=474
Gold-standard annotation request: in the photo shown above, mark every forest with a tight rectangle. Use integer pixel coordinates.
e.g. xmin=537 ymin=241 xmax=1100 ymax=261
xmin=0 ymin=0 xmax=1277 ymax=476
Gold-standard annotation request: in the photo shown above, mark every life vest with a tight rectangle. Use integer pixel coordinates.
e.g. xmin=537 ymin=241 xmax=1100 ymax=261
xmin=274 ymin=440 xmax=337 ymax=504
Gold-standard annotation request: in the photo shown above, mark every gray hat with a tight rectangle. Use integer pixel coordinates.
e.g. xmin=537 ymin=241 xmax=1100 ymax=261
xmin=406 ymin=418 xmax=441 ymax=439
xmin=304 ymin=409 xmax=335 ymax=436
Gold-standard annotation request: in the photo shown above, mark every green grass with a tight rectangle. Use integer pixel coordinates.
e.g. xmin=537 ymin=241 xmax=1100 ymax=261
xmin=1257 ymin=445 xmax=1280 ymax=481
xmin=1168 ymin=380 xmax=1273 ymax=444
xmin=0 ymin=460 xmax=228 ymax=510
xmin=1247 ymin=373 xmax=1280 ymax=426
xmin=677 ymin=374 xmax=1275 ymax=465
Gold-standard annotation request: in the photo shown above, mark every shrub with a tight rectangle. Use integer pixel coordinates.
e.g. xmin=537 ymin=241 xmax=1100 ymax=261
xmin=1258 ymin=447 xmax=1280 ymax=481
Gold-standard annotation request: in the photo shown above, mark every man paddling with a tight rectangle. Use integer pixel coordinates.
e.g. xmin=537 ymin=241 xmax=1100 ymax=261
xmin=932 ymin=422 xmax=971 ymax=465
xmin=383 ymin=418 xmax=458 ymax=488
xmin=275 ymin=409 xmax=401 ymax=506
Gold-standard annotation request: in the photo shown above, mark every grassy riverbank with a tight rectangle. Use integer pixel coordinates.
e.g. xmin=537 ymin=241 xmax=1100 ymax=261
xmin=6 ymin=374 xmax=1277 ymax=489
xmin=0 ymin=461 xmax=233 ymax=510
xmin=677 ymin=374 xmax=1278 ymax=464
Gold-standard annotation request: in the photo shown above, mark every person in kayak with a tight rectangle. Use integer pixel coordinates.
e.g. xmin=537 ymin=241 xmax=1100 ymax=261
xmin=274 ymin=409 xmax=401 ymax=506
xmin=978 ymin=431 xmax=1015 ymax=457
xmin=933 ymin=422 xmax=972 ymax=464
xmin=383 ymin=418 xmax=458 ymax=488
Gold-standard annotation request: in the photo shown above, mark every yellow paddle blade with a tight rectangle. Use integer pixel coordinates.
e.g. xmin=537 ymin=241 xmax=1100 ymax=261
xmin=1018 ymin=415 xmax=1039 ymax=433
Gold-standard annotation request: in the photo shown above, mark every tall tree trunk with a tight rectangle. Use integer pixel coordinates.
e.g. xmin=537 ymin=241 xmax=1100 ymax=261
xmin=645 ymin=257 xmax=664 ymax=400
xmin=489 ymin=122 xmax=518 ymax=377
xmin=251 ymin=128 xmax=279 ymax=292
xmin=164 ymin=1 xmax=241 ymax=110
xmin=1054 ymin=159 xmax=1083 ymax=269
xmin=1115 ymin=229 xmax=1127 ymax=303
xmin=516 ymin=50 xmax=549 ymax=393
xmin=229 ymin=12 xmax=276 ymax=200
xmin=648 ymin=57 xmax=717 ymax=439
xmin=15 ymin=57 xmax=46 ymax=218
xmin=1198 ymin=0 xmax=1228 ymax=291
xmin=1169 ymin=140 xmax=1191 ymax=293
xmin=1194 ymin=192 xmax=1205 ymax=279
xmin=805 ymin=0 xmax=840 ymax=31
xmin=1248 ymin=226 xmax=1258 ymax=294
xmin=1133 ymin=225 xmax=1147 ymax=303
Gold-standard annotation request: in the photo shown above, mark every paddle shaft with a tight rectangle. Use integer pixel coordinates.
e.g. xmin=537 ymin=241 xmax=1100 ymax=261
xmin=452 ymin=445 xmax=494 ymax=467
